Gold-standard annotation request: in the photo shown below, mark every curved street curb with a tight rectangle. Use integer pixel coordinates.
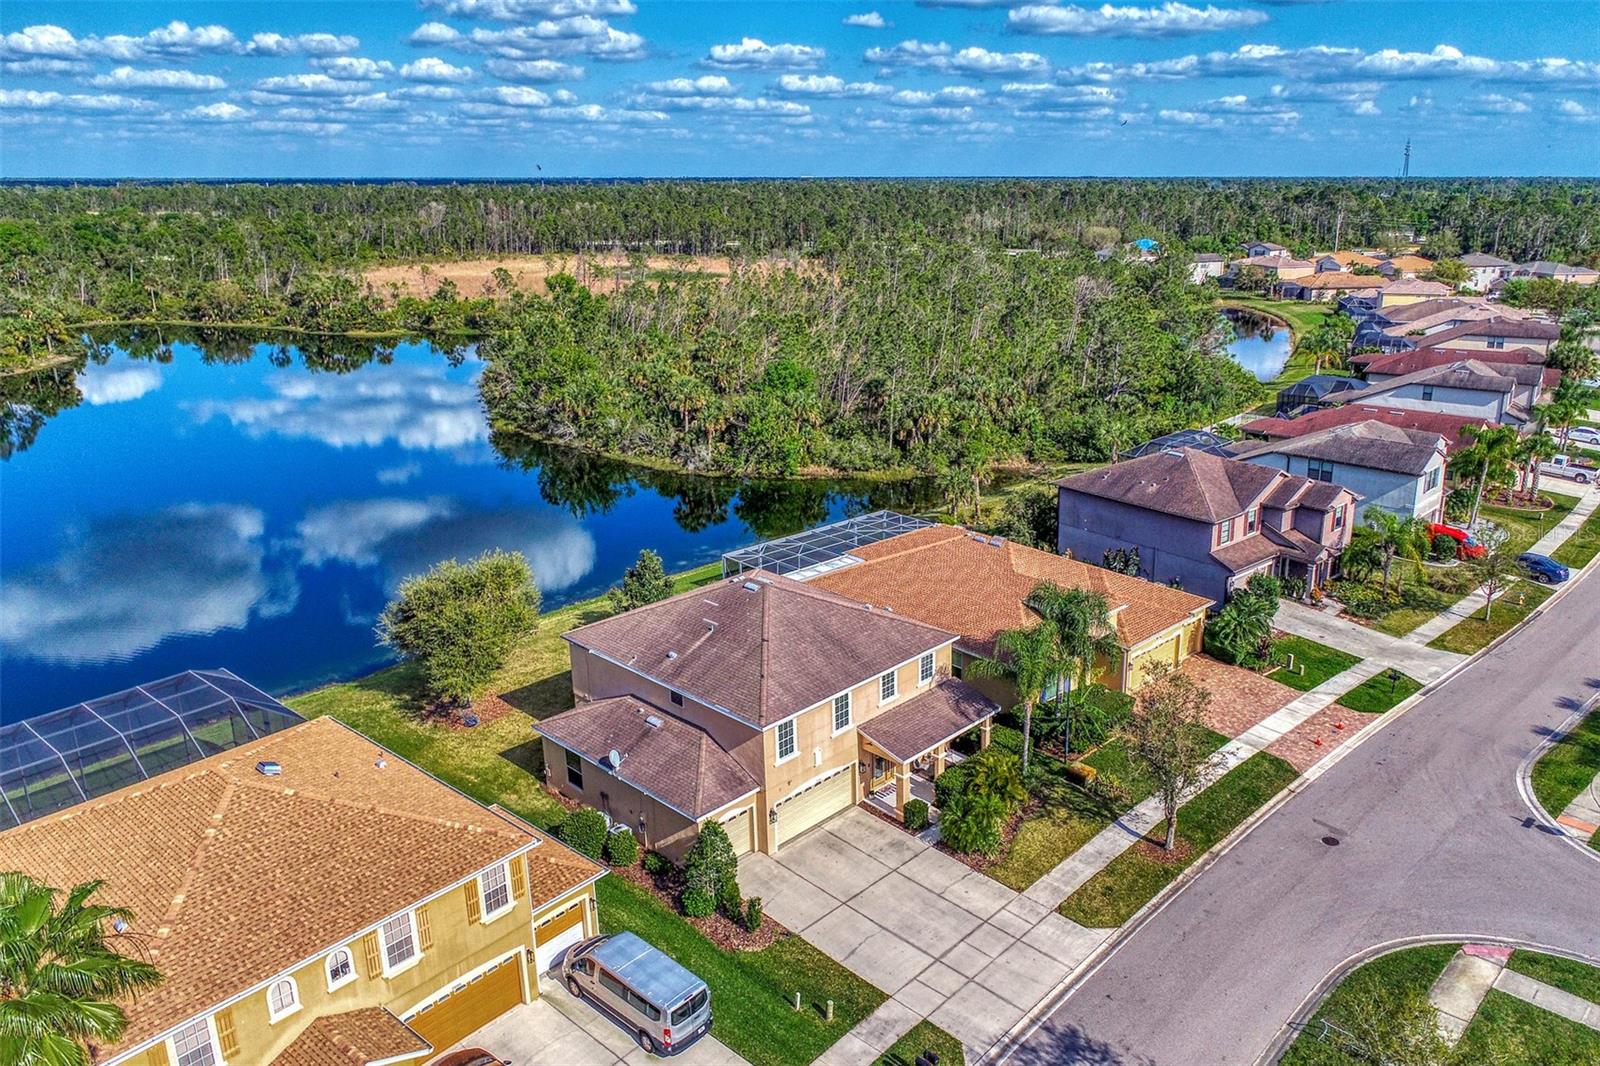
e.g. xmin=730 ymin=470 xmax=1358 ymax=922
xmin=1516 ymin=693 xmax=1600 ymax=866
xmin=1254 ymin=934 xmax=1600 ymax=1066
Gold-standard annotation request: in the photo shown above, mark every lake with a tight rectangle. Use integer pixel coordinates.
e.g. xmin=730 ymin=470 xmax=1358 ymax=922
xmin=1223 ymin=307 xmax=1294 ymax=382
xmin=0 ymin=331 xmax=932 ymax=720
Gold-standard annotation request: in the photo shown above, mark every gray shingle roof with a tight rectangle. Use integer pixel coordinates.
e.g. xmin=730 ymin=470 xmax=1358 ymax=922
xmin=1231 ymin=420 xmax=1447 ymax=476
xmin=1337 ymin=359 xmax=1518 ymax=403
xmin=1058 ymin=448 xmax=1349 ymax=523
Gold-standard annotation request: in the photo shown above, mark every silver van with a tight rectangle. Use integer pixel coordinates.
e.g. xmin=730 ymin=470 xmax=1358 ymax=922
xmin=560 ymin=931 xmax=712 ymax=1055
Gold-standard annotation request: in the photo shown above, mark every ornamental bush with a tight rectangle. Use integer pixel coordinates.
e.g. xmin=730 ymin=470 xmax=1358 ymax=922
xmin=604 ymin=826 xmax=639 ymax=866
xmin=933 ymin=763 xmax=971 ymax=810
xmin=681 ymin=887 xmax=715 ymax=918
xmin=903 ymin=798 xmax=930 ymax=831
xmin=683 ymin=821 xmax=738 ymax=901
xmin=641 ymin=851 xmax=670 ymax=877
xmin=939 ymin=790 xmax=1006 ymax=857
xmin=560 ymin=808 xmax=608 ymax=860
xmin=717 ymin=878 xmax=742 ymax=919
xmin=743 ymin=897 xmax=764 ymax=933
xmin=1431 ymin=533 xmax=1460 ymax=561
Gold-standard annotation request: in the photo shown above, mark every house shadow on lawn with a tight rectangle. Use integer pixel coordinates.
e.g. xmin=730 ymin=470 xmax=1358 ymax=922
xmin=500 ymin=671 xmax=576 ymax=721
xmin=499 ymin=738 xmax=547 ymax=783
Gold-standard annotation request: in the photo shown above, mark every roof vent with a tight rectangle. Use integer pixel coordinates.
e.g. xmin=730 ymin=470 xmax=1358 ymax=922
xmin=742 ymin=581 xmax=761 ymax=592
xmin=110 ymin=917 xmax=130 ymax=934
xmin=255 ymin=760 xmax=282 ymax=776
xmin=704 ymin=619 xmax=717 ymax=631
xmin=666 ymin=650 xmax=678 ymax=660
xmin=644 ymin=715 xmax=663 ymax=728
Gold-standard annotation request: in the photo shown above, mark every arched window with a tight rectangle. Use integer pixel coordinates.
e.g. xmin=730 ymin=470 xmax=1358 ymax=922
xmin=267 ymin=976 xmax=300 ymax=1022
xmin=327 ymin=947 xmax=355 ymax=990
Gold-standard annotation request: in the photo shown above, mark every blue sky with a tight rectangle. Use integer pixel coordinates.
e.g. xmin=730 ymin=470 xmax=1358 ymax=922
xmin=2 ymin=1 xmax=1598 ymax=178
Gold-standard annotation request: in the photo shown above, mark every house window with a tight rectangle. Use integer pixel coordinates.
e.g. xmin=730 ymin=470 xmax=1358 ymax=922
xmin=1420 ymin=385 xmax=1435 ymax=401
xmin=1426 ymin=467 xmax=1442 ymax=491
xmin=565 ymin=750 xmax=584 ymax=791
xmin=480 ymin=862 xmax=512 ymax=918
xmin=1307 ymin=459 xmax=1335 ymax=483
xmin=1218 ymin=520 xmax=1233 ymax=546
xmin=919 ymin=652 xmax=935 ymax=684
xmin=669 ymin=690 xmax=684 ymax=706
xmin=266 ymin=977 xmax=300 ymax=1022
xmin=380 ymin=912 xmax=418 ymax=973
xmin=951 ymin=657 xmax=964 ymax=679
xmin=327 ymin=947 xmax=355 ymax=991
xmin=776 ymin=719 xmax=797 ymax=762
xmin=880 ymin=670 xmax=897 ymax=702
xmin=1245 ymin=507 xmax=1259 ymax=534
xmin=1487 ymin=337 xmax=1505 ymax=350
xmin=171 ymin=1019 xmax=220 ymax=1066
xmin=832 ymin=693 xmax=851 ymax=733
xmin=1334 ymin=506 xmax=1346 ymax=529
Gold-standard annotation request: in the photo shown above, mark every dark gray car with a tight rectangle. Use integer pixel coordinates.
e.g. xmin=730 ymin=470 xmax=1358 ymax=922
xmin=561 ymin=931 xmax=712 ymax=1055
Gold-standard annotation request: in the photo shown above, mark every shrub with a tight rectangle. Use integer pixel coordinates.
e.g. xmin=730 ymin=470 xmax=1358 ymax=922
xmin=1431 ymin=532 xmax=1459 ymax=561
xmin=1282 ymin=576 xmax=1308 ymax=600
xmin=1075 ymin=685 xmax=1134 ymax=750
xmin=939 ymin=790 xmax=1006 ymax=856
xmin=933 ymin=763 xmax=971 ymax=810
xmin=903 ymin=798 xmax=930 ymax=831
xmin=604 ymin=826 xmax=639 ymax=866
xmin=609 ymin=548 xmax=675 ymax=612
xmin=1065 ymin=761 xmax=1098 ymax=787
xmin=1445 ymin=487 xmax=1473 ymax=523
xmin=717 ymin=878 xmax=742 ymax=919
xmin=965 ymin=749 xmax=1028 ymax=814
xmin=743 ymin=896 xmax=764 ymax=933
xmin=681 ymin=887 xmax=715 ymax=918
xmin=1328 ymin=580 xmax=1385 ymax=619
xmin=683 ymin=821 xmax=738 ymax=901
xmin=560 ymin=808 xmax=608 ymax=860
xmin=641 ymin=851 xmax=670 ymax=877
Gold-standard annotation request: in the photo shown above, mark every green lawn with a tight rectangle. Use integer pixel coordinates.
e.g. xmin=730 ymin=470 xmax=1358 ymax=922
xmin=1457 ymin=989 xmax=1600 ymax=1064
xmin=598 ymin=878 xmax=882 ymax=1066
xmin=1268 ymin=635 xmax=1361 ymax=692
xmin=1427 ymin=579 xmax=1553 ymax=655
xmin=1506 ymin=950 xmax=1600 ymax=1005
xmin=1334 ymin=670 xmax=1422 ymax=714
xmin=1529 ymin=709 xmax=1600 ymax=825
xmin=1486 ymin=494 xmax=1577 ymax=554
xmin=873 ymin=1020 xmax=966 ymax=1066
xmin=1280 ymin=943 xmax=1458 ymax=1066
xmin=1057 ymin=752 xmax=1298 ymax=927
xmin=1552 ymin=504 xmax=1600 ymax=571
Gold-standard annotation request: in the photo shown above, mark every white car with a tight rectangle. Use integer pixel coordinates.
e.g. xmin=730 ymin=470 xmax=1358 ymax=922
xmin=1568 ymin=426 xmax=1600 ymax=447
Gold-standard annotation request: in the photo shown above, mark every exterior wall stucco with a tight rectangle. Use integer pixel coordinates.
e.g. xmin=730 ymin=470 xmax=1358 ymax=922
xmin=1059 ymin=489 xmax=1238 ymax=605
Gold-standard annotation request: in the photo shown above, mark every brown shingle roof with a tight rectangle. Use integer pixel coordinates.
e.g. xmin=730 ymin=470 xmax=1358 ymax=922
xmin=857 ymin=678 xmax=997 ymax=763
xmin=1338 ymin=359 xmax=1518 ymax=402
xmin=0 ymin=716 xmax=539 ymax=1055
xmin=1238 ymin=405 xmax=1493 ymax=455
xmin=526 ymin=836 xmax=606 ymax=907
xmin=1413 ymin=319 xmax=1560 ymax=347
xmin=1211 ymin=535 xmax=1283 ymax=570
xmin=1058 ymin=448 xmax=1288 ymax=523
xmin=565 ymin=573 xmax=954 ymax=728
xmin=272 ymin=1008 xmax=431 ymax=1066
xmin=1382 ymin=278 xmax=1452 ymax=296
xmin=1359 ymin=347 xmax=1545 ymax=378
xmin=536 ymin=696 xmax=758 ymax=818
xmin=1230 ymin=420 xmax=1448 ymax=476
xmin=807 ymin=525 xmax=1211 ymax=654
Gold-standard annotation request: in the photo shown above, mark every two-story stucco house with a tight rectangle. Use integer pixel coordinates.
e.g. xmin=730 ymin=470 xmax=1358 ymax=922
xmin=1057 ymin=448 xmax=1358 ymax=605
xmin=1334 ymin=359 xmax=1542 ymax=426
xmin=1230 ymin=421 xmax=1449 ymax=524
xmin=1458 ymin=252 xmax=1517 ymax=292
xmin=0 ymin=686 xmax=604 ymax=1066
xmin=540 ymin=572 xmax=997 ymax=854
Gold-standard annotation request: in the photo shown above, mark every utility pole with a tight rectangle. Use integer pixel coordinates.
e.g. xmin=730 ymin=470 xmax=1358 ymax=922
xmin=1402 ymin=138 xmax=1411 ymax=179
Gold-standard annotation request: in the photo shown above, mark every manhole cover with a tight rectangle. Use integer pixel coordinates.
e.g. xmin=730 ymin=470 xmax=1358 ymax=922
xmin=1321 ymin=835 xmax=1341 ymax=847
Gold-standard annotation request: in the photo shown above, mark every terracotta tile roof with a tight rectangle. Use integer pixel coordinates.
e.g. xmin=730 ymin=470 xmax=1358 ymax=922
xmin=1319 ymin=251 xmax=1383 ymax=268
xmin=565 ymin=573 xmax=954 ymax=728
xmin=0 ymin=717 xmax=538 ymax=1055
xmin=536 ymin=696 xmax=758 ymax=818
xmin=1231 ymin=420 xmax=1448 ymax=476
xmin=857 ymin=678 xmax=998 ymax=763
xmin=1058 ymin=448 xmax=1290 ymax=524
xmin=272 ymin=1008 xmax=431 ymax=1066
xmin=1238 ymin=405 xmax=1493 ymax=455
xmin=806 ymin=524 xmax=1212 ymax=655
xmin=1289 ymin=272 xmax=1386 ymax=290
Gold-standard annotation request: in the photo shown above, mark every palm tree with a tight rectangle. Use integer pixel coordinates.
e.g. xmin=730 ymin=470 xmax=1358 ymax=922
xmin=1365 ymin=510 xmax=1429 ymax=594
xmin=969 ymin=623 xmax=1058 ymax=773
xmin=1455 ymin=424 xmax=1522 ymax=529
xmin=0 ymin=873 xmax=162 ymax=1066
xmin=1026 ymin=583 xmax=1119 ymax=754
xmin=1543 ymin=377 xmax=1598 ymax=452
xmin=1518 ymin=428 xmax=1558 ymax=501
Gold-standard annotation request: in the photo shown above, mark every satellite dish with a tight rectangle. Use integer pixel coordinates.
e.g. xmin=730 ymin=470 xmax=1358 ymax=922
xmin=608 ymin=748 xmax=623 ymax=768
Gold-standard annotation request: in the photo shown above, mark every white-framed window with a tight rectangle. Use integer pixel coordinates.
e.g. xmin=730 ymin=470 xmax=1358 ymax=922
xmin=1307 ymin=458 xmax=1335 ymax=483
xmin=918 ymin=652 xmax=935 ymax=684
xmin=1425 ymin=467 xmax=1442 ymax=491
xmin=266 ymin=976 xmax=300 ymax=1022
xmin=776 ymin=719 xmax=797 ymax=763
xmin=1245 ymin=507 xmax=1259 ymax=534
xmin=380 ymin=912 xmax=419 ymax=974
xmin=880 ymin=670 xmax=897 ymax=702
xmin=832 ymin=693 xmax=851 ymax=733
xmin=327 ymin=947 xmax=356 ymax=991
xmin=170 ymin=1018 xmax=221 ymax=1066
xmin=1218 ymin=520 xmax=1234 ymax=546
xmin=480 ymin=862 xmax=513 ymax=920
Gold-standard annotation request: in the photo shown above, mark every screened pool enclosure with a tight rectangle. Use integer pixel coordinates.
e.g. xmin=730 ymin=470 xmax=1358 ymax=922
xmin=1 ymin=669 xmax=303 ymax=829
xmin=721 ymin=510 xmax=935 ymax=579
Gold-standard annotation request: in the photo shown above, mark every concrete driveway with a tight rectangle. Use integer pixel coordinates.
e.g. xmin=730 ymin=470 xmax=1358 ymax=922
xmin=442 ymin=979 xmax=748 ymax=1065
xmin=738 ymin=808 xmax=1109 ymax=1058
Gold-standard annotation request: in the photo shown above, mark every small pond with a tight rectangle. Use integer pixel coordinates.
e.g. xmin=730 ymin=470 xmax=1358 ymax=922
xmin=1223 ymin=307 xmax=1294 ymax=383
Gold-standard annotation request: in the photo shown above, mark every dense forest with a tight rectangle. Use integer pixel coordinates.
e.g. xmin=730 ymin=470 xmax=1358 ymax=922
xmin=3 ymin=178 xmax=1597 ymax=477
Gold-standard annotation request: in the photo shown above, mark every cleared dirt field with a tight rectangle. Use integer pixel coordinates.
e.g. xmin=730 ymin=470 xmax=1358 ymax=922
xmin=363 ymin=252 xmax=763 ymax=301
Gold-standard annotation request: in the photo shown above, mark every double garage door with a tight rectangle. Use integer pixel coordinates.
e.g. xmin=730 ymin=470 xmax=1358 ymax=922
xmin=773 ymin=767 xmax=853 ymax=848
xmin=405 ymin=953 xmax=523 ymax=1052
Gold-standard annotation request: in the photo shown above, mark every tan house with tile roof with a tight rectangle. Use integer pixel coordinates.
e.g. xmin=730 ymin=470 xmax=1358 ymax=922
xmin=805 ymin=523 xmax=1213 ymax=697
xmin=0 ymin=715 xmax=603 ymax=1066
xmin=548 ymin=572 xmax=999 ymax=851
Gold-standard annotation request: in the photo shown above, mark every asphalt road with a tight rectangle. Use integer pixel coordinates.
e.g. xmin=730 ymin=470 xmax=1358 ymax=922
xmin=1006 ymin=566 xmax=1600 ymax=1066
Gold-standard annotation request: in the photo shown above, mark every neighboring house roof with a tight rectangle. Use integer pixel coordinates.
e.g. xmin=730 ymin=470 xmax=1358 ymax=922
xmin=1383 ymin=278 xmax=1453 ymax=297
xmin=0 ymin=715 xmax=551 ymax=1056
xmin=1358 ymin=347 xmax=1547 ymax=379
xmin=857 ymin=677 xmax=998 ymax=763
xmin=1379 ymin=305 xmax=1519 ymax=338
xmin=1243 ymin=241 xmax=1288 ymax=252
xmin=1288 ymin=272 xmax=1387 ymax=290
xmin=1319 ymin=250 xmax=1384 ymax=267
xmin=273 ymin=1008 xmax=431 ymax=1066
xmin=1377 ymin=297 xmax=1488 ymax=324
xmin=1337 ymin=360 xmax=1520 ymax=403
xmin=1236 ymin=255 xmax=1313 ymax=269
xmin=1193 ymin=252 xmax=1227 ymax=263
xmin=536 ymin=695 xmax=758 ymax=819
xmin=1381 ymin=254 xmax=1435 ymax=272
xmin=1230 ymin=420 xmax=1448 ymax=476
xmin=1126 ymin=428 xmax=1234 ymax=458
xmin=1239 ymin=405 xmax=1493 ymax=454
xmin=1413 ymin=319 xmax=1561 ymax=348
xmin=565 ymin=572 xmax=953 ymax=728
xmin=1460 ymin=253 xmax=1516 ymax=268
xmin=1521 ymin=261 xmax=1600 ymax=278
xmin=1211 ymin=535 xmax=1283 ymax=570
xmin=1279 ymin=375 xmax=1361 ymax=400
xmin=806 ymin=523 xmax=1214 ymax=656
xmin=1058 ymin=447 xmax=1336 ymax=524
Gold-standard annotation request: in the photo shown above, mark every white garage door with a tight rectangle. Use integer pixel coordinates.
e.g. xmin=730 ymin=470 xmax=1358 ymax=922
xmin=533 ymin=903 xmax=587 ymax=975
xmin=721 ymin=807 xmax=754 ymax=856
xmin=774 ymin=768 xmax=853 ymax=848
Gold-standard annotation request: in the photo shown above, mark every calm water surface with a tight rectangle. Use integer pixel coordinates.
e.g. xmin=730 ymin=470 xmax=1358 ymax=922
xmin=1223 ymin=307 xmax=1293 ymax=382
xmin=0 ymin=332 xmax=930 ymax=719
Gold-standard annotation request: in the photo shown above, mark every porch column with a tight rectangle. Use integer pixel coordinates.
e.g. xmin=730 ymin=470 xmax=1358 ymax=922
xmin=932 ymin=745 xmax=947 ymax=778
xmin=980 ymin=719 xmax=992 ymax=750
xmin=895 ymin=764 xmax=911 ymax=816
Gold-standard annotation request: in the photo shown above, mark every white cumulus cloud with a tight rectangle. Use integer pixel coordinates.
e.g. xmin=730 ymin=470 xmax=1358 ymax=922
xmin=773 ymin=74 xmax=888 ymax=98
xmin=484 ymin=58 xmax=584 ymax=81
xmin=401 ymin=56 xmax=476 ymax=82
xmin=866 ymin=40 xmax=1047 ymax=76
xmin=843 ymin=11 xmax=889 ymax=28
xmin=89 ymin=66 xmax=225 ymax=91
xmin=1009 ymin=3 xmax=1268 ymax=38
xmin=703 ymin=38 xmax=825 ymax=71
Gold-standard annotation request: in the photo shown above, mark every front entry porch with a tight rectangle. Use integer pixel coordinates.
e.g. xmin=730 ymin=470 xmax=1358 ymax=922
xmin=856 ymin=677 xmax=997 ymax=820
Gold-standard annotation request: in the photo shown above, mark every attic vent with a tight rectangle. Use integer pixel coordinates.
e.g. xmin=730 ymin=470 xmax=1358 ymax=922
xmin=666 ymin=650 xmax=678 ymax=660
xmin=704 ymin=619 xmax=717 ymax=631
xmin=255 ymin=760 xmax=282 ymax=776
xmin=987 ymin=537 xmax=1003 ymax=547
xmin=883 ymin=606 xmax=894 ymax=612
xmin=742 ymin=582 xmax=761 ymax=592
xmin=110 ymin=917 xmax=130 ymax=934
xmin=644 ymin=715 xmax=663 ymax=728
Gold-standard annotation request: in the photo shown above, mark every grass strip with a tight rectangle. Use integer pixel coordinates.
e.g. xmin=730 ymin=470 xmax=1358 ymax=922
xmin=1280 ymin=944 xmax=1459 ymax=1065
xmin=1529 ymin=709 xmax=1600 ymax=824
xmin=873 ymin=1020 xmax=967 ymax=1066
xmin=1552 ymin=504 xmax=1600 ymax=571
xmin=1426 ymin=580 xmax=1553 ymax=655
xmin=1456 ymin=988 xmax=1600 ymax=1064
xmin=1334 ymin=670 xmax=1422 ymax=714
xmin=1505 ymin=950 xmax=1600 ymax=1006
xmin=1268 ymin=635 xmax=1361 ymax=692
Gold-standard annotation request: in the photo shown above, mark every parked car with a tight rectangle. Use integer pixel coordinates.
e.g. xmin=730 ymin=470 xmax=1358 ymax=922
xmin=562 ymin=932 xmax=712 ymax=1055
xmin=1429 ymin=523 xmax=1486 ymax=559
xmin=1517 ymin=552 xmax=1570 ymax=584
xmin=1567 ymin=426 xmax=1600 ymax=447
xmin=1539 ymin=454 xmax=1593 ymax=484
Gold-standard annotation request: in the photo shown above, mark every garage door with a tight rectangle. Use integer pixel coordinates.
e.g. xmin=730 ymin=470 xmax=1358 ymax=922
xmin=405 ymin=953 xmax=523 ymax=1051
xmin=533 ymin=902 xmax=587 ymax=975
xmin=1132 ymin=635 xmax=1181 ymax=688
xmin=774 ymin=768 xmax=852 ymax=848
xmin=721 ymin=808 xmax=754 ymax=856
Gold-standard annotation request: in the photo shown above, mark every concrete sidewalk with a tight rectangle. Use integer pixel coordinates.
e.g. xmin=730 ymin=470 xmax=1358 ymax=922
xmin=1528 ymin=485 xmax=1599 ymax=557
xmin=1273 ymin=599 xmax=1463 ymax=680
